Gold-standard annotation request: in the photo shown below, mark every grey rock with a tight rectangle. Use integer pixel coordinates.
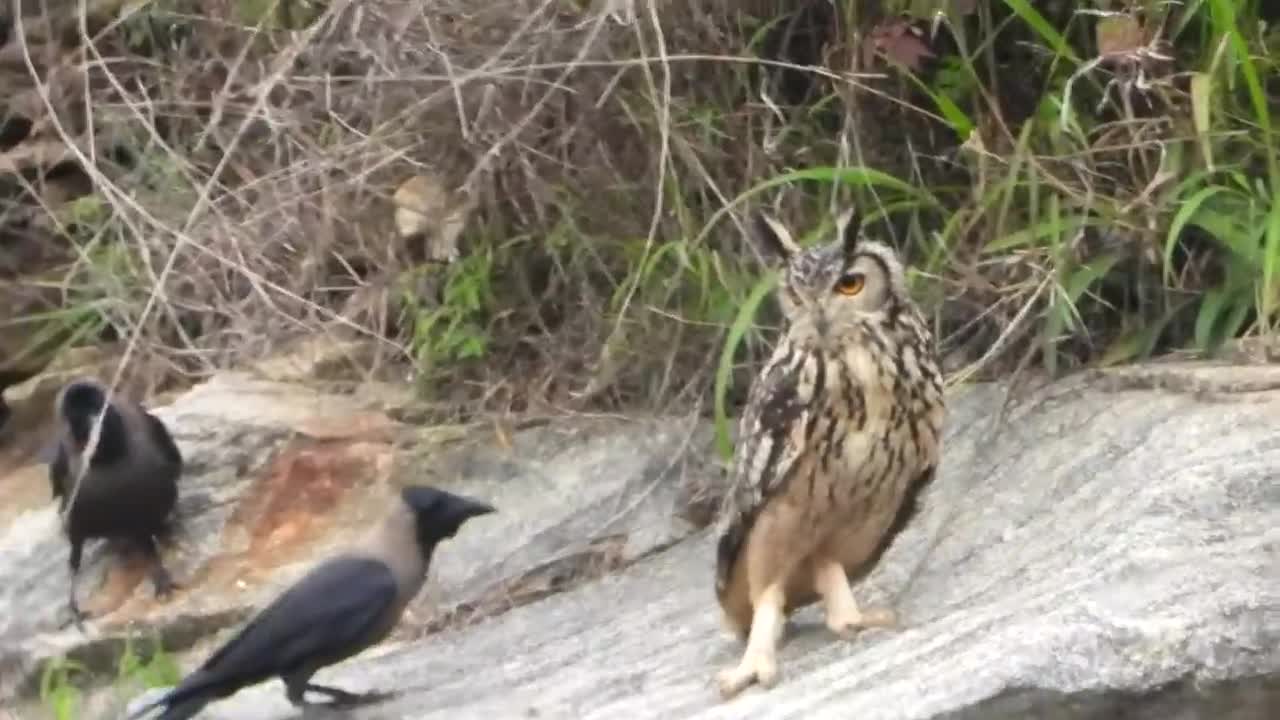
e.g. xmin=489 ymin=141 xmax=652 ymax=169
xmin=0 ymin=372 xmax=715 ymax=703
xmin=136 ymin=363 xmax=1279 ymax=719
xmin=0 ymin=377 xmax=296 ymax=698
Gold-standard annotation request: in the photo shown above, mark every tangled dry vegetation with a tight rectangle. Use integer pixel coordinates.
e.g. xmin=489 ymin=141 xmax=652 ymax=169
xmin=1 ymin=0 xmax=1279 ymax=427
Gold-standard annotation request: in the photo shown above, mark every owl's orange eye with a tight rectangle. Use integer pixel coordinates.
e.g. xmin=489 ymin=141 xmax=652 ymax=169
xmin=834 ymin=272 xmax=865 ymax=296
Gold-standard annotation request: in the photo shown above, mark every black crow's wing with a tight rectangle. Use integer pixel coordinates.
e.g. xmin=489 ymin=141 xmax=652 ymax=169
xmin=173 ymin=557 xmax=398 ymax=700
xmin=47 ymin=440 xmax=70 ymax=505
xmin=142 ymin=410 xmax=183 ymax=467
xmin=129 ymin=557 xmax=398 ymax=720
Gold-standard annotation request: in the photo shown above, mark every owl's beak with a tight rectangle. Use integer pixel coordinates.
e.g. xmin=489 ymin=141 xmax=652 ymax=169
xmin=814 ymin=309 xmax=830 ymax=337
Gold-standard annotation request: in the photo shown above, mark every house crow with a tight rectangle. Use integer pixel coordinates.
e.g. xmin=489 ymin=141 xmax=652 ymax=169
xmin=47 ymin=378 xmax=183 ymax=626
xmin=126 ymin=484 xmax=496 ymax=720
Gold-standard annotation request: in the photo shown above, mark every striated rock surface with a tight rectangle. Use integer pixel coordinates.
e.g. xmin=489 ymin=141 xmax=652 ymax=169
xmin=0 ymin=371 xmax=715 ymax=706
xmin=2 ymin=361 xmax=1279 ymax=719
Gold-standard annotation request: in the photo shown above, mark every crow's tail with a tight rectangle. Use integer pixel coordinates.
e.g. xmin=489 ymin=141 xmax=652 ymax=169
xmin=125 ymin=670 xmax=223 ymax=720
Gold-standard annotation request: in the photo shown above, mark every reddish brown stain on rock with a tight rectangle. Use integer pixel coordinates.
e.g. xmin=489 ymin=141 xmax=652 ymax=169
xmin=0 ymin=465 xmax=48 ymax=527
xmin=83 ymin=432 xmax=397 ymax=627
xmin=296 ymin=412 xmax=398 ymax=442
xmin=231 ymin=438 xmax=391 ymax=570
xmin=85 ymin=543 xmax=154 ymax=618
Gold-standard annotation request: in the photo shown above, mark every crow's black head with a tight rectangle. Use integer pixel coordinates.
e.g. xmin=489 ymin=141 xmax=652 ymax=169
xmin=57 ymin=379 xmax=113 ymax=448
xmin=400 ymin=484 xmax=495 ymax=547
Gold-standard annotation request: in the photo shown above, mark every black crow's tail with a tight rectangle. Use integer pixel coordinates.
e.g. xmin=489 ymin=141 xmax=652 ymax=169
xmin=125 ymin=670 xmax=224 ymax=720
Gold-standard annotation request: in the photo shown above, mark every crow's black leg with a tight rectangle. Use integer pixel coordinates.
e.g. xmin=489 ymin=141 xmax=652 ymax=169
xmin=285 ymin=671 xmax=395 ymax=709
xmin=137 ymin=535 xmax=178 ymax=598
xmin=304 ymin=683 xmax=393 ymax=707
xmin=67 ymin=538 xmax=89 ymax=630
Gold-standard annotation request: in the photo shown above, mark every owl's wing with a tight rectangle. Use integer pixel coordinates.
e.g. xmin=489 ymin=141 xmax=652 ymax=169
xmin=714 ymin=340 xmax=818 ymax=596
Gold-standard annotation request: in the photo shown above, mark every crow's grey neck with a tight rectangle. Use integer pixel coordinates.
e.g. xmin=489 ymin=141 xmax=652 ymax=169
xmin=358 ymin=503 xmax=430 ymax=598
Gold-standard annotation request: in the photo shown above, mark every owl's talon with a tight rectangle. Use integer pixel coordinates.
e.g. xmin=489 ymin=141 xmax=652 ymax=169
xmin=153 ymin=575 xmax=179 ymax=599
xmin=827 ymin=606 xmax=898 ymax=639
xmin=716 ymin=650 xmax=779 ymax=700
xmin=62 ymin=601 xmax=91 ymax=632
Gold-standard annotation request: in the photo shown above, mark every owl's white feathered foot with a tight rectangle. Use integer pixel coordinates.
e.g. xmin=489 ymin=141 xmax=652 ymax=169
xmin=815 ymin=559 xmax=898 ymax=639
xmin=717 ymin=647 xmax=779 ymax=699
xmin=716 ymin=584 xmax=786 ymax=699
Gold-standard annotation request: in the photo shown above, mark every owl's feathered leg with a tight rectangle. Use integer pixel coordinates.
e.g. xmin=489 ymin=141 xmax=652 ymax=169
xmin=716 ymin=583 xmax=786 ymax=699
xmin=813 ymin=559 xmax=897 ymax=639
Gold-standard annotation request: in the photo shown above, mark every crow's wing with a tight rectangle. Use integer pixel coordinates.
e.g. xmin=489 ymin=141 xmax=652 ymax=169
xmin=141 ymin=410 xmax=184 ymax=467
xmin=129 ymin=557 xmax=399 ymax=720
xmin=47 ymin=440 xmax=70 ymax=506
xmin=183 ymin=556 xmax=397 ymax=695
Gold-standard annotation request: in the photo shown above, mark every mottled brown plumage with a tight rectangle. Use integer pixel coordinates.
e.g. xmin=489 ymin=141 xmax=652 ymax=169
xmin=713 ymin=207 xmax=945 ymax=698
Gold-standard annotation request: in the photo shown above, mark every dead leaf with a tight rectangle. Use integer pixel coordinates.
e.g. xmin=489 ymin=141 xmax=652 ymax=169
xmin=863 ymin=19 xmax=935 ymax=72
xmin=1096 ymin=14 xmax=1147 ymax=57
xmin=392 ymin=173 xmax=471 ymax=263
xmin=1190 ymin=72 xmax=1214 ymax=170
xmin=393 ymin=174 xmax=447 ymax=238
xmin=492 ymin=416 xmax=513 ymax=452
xmin=0 ymin=138 xmax=73 ymax=175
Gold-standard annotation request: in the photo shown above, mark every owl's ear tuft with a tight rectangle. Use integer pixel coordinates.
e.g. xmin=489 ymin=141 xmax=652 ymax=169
xmin=836 ymin=207 xmax=862 ymax=259
xmin=753 ymin=212 xmax=802 ymax=261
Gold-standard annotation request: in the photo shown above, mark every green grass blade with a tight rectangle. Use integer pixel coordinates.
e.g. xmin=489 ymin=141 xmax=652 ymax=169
xmin=985 ymin=214 xmax=1095 ymax=253
xmin=695 ymin=166 xmax=940 ymax=247
xmin=1098 ymin=300 xmax=1194 ymax=366
xmin=1263 ymin=194 xmax=1280 ymax=324
xmin=1002 ymin=0 xmax=1081 ymax=65
xmin=1066 ymin=253 xmax=1123 ymax=305
xmin=1190 ymin=71 xmax=1214 ymax=169
xmin=1194 ymin=287 xmax=1230 ymax=349
xmin=713 ymin=272 xmax=777 ymax=461
xmin=1163 ymin=185 xmax=1231 ymax=282
xmin=1208 ymin=0 xmax=1276 ymax=180
xmin=902 ymin=65 xmax=975 ymax=140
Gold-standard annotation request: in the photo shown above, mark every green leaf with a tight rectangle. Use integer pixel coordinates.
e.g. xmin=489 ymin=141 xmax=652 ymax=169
xmin=931 ymin=90 xmax=975 ymax=140
xmin=902 ymin=62 xmax=975 ymax=140
xmin=1222 ymin=296 xmax=1254 ymax=343
xmin=1163 ymin=185 xmax=1231 ymax=282
xmin=713 ymin=272 xmax=777 ymax=461
xmin=1207 ymin=0 xmax=1277 ymax=182
xmin=1194 ymin=287 xmax=1231 ymax=350
xmin=1263 ymin=195 xmax=1280 ymax=322
xmin=1097 ymin=301 xmax=1191 ymax=367
xmin=1066 ymin=253 xmax=1123 ymax=305
xmin=695 ymin=165 xmax=940 ymax=247
xmin=1194 ymin=262 xmax=1252 ymax=356
xmin=985 ymin=214 xmax=1095 ymax=253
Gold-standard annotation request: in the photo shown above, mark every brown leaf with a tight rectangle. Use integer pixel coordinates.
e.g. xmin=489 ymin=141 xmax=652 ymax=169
xmin=1096 ymin=14 xmax=1147 ymax=57
xmin=864 ymin=20 xmax=935 ymax=72
xmin=392 ymin=173 xmax=471 ymax=263
xmin=0 ymin=139 xmax=73 ymax=175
